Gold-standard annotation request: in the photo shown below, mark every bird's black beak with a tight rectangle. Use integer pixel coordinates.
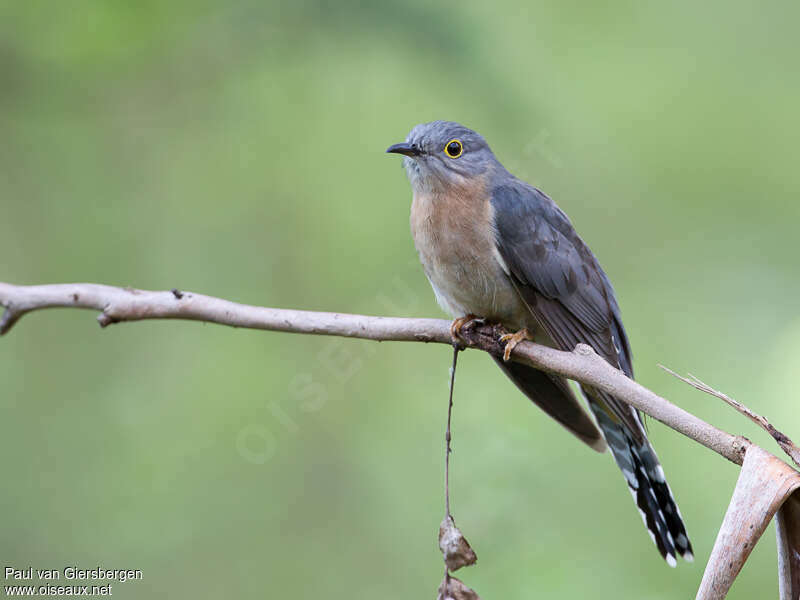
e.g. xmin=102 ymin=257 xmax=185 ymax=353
xmin=386 ymin=142 xmax=421 ymax=157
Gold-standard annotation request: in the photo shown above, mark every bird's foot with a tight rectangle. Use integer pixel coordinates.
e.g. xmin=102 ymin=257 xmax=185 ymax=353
xmin=499 ymin=328 xmax=532 ymax=361
xmin=450 ymin=314 xmax=484 ymax=345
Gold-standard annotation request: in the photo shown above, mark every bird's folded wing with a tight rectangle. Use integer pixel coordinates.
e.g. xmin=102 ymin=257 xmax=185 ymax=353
xmin=493 ymin=356 xmax=607 ymax=452
xmin=490 ymin=180 xmax=641 ymax=441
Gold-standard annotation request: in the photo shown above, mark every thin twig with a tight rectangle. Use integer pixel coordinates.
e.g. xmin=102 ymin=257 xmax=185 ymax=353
xmin=439 ymin=345 xmax=479 ymax=576
xmin=660 ymin=365 xmax=800 ymax=469
xmin=444 ymin=345 xmax=459 ymax=593
xmin=445 ymin=345 xmax=459 ymax=518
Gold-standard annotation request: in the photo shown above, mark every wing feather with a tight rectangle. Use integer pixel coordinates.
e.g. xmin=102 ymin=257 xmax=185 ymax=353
xmin=491 ymin=179 xmax=642 ymax=441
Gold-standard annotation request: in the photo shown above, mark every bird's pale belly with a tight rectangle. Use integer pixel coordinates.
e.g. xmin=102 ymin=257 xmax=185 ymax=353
xmin=410 ymin=190 xmax=530 ymax=330
xmin=423 ymin=250 xmax=526 ymax=327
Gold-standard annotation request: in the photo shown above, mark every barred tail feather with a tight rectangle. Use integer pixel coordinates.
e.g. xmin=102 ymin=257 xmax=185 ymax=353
xmin=586 ymin=392 xmax=694 ymax=566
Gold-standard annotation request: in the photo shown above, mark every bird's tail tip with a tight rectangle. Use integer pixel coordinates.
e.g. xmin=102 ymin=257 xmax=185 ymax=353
xmin=628 ymin=436 xmax=694 ymax=566
xmin=589 ymin=399 xmax=693 ymax=566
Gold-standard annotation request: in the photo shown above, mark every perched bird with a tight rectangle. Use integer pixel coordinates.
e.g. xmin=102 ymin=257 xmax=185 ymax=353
xmin=387 ymin=121 xmax=692 ymax=566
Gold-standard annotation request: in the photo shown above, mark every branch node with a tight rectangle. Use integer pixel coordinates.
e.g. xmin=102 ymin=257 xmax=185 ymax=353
xmin=97 ymin=313 xmax=116 ymax=328
xmin=0 ymin=305 xmax=22 ymax=336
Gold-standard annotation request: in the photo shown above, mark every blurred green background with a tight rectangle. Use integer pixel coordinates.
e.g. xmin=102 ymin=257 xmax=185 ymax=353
xmin=2 ymin=1 xmax=799 ymax=598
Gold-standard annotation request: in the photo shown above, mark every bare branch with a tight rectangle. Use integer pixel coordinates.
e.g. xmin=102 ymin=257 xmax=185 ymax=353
xmin=0 ymin=281 xmax=750 ymax=466
xmin=0 ymin=282 xmax=447 ymax=340
xmin=661 ymin=366 xmax=800 ymax=469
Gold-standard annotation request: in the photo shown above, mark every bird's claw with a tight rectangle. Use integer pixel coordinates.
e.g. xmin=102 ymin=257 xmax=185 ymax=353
xmin=450 ymin=314 xmax=484 ymax=346
xmin=499 ymin=328 xmax=532 ymax=361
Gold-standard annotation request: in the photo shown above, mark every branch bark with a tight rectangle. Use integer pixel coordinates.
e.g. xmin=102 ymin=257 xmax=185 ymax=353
xmin=0 ymin=281 xmax=749 ymax=465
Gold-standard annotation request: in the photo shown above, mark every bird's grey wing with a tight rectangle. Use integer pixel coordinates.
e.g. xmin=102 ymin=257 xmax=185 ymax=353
xmin=490 ymin=180 xmax=694 ymax=565
xmin=489 ymin=180 xmax=641 ymax=440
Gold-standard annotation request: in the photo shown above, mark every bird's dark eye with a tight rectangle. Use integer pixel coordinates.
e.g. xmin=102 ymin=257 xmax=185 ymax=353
xmin=444 ymin=139 xmax=463 ymax=159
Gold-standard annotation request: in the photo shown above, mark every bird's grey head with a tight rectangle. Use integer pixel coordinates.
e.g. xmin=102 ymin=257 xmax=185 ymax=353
xmin=386 ymin=121 xmax=499 ymax=193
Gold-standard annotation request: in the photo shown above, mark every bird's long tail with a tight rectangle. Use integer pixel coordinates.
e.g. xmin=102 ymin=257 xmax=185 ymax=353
xmin=585 ymin=390 xmax=694 ymax=566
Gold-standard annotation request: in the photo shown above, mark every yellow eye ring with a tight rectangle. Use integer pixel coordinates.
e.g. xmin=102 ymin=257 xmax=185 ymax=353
xmin=444 ymin=139 xmax=463 ymax=159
